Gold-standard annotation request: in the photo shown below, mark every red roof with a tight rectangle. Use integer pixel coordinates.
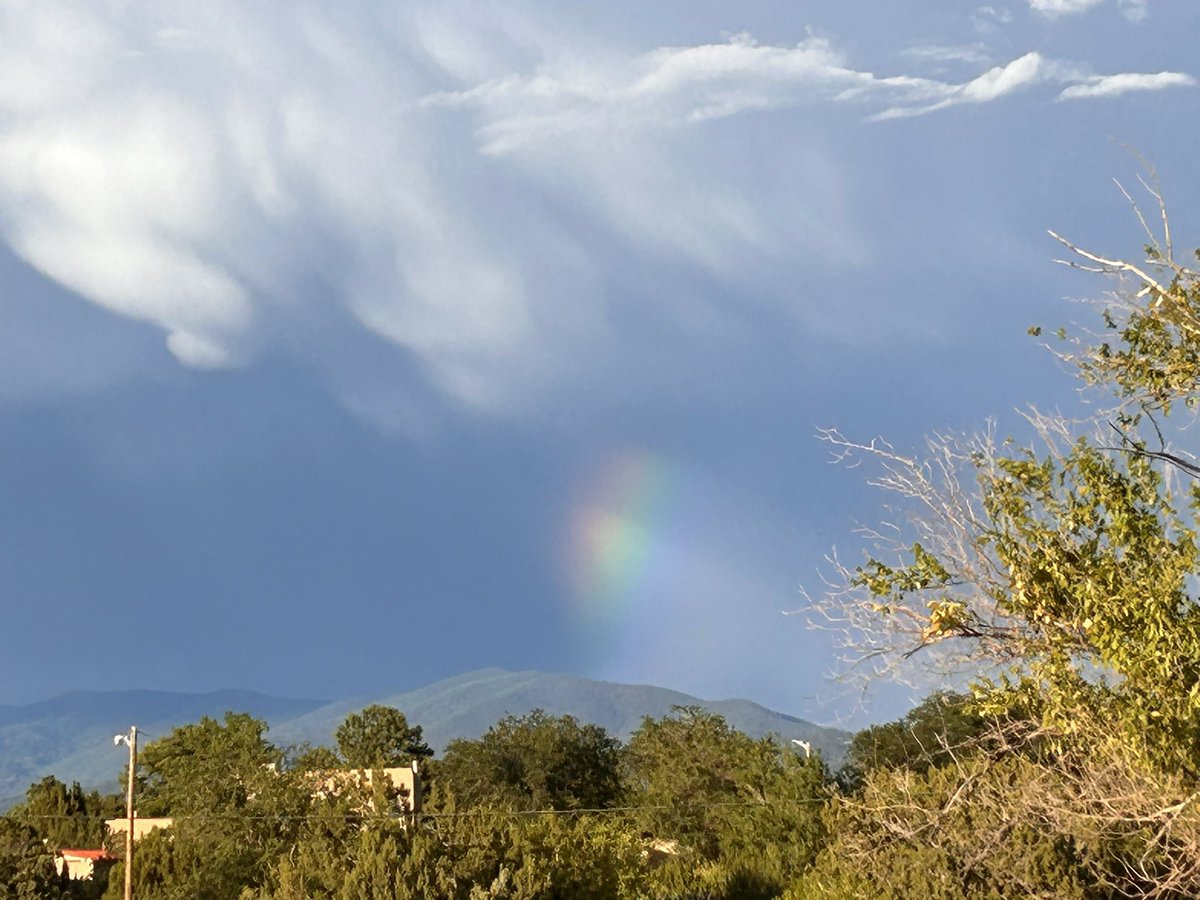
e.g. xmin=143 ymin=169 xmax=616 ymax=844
xmin=59 ymin=849 xmax=114 ymax=860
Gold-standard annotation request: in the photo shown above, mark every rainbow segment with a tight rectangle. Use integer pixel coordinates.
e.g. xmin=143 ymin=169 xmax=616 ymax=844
xmin=568 ymin=450 xmax=674 ymax=626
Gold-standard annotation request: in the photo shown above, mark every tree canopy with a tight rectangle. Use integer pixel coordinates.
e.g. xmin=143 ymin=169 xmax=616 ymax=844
xmin=437 ymin=709 xmax=622 ymax=812
xmin=334 ymin=705 xmax=432 ymax=769
xmin=807 ymin=177 xmax=1200 ymax=896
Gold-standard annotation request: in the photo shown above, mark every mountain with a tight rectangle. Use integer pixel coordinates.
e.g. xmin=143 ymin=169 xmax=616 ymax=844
xmin=0 ymin=670 xmax=850 ymax=807
xmin=270 ymin=669 xmax=850 ymax=760
xmin=0 ymin=689 xmax=324 ymax=806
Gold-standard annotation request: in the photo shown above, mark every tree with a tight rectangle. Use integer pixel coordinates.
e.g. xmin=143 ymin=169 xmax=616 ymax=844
xmin=334 ymin=705 xmax=432 ymax=769
xmin=119 ymin=712 xmax=310 ymax=900
xmin=137 ymin=712 xmax=279 ymax=815
xmin=437 ymin=710 xmax=622 ymax=812
xmin=13 ymin=777 xmax=121 ymax=851
xmin=797 ymin=753 xmax=1094 ymax=900
xmin=0 ymin=818 xmax=62 ymax=900
xmin=813 ymin=183 xmax=1200 ymax=754
xmin=397 ymin=802 xmax=647 ymax=900
xmin=622 ymin=707 xmax=830 ymax=898
xmin=840 ymin=691 xmax=987 ymax=787
xmin=247 ymin=790 xmax=413 ymax=900
xmin=284 ymin=743 xmax=341 ymax=773
xmin=810 ymin=175 xmax=1200 ymax=895
xmin=624 ymin=707 xmax=762 ymax=858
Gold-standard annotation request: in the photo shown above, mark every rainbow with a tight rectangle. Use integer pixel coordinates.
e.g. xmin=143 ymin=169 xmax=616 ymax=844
xmin=566 ymin=449 xmax=675 ymax=627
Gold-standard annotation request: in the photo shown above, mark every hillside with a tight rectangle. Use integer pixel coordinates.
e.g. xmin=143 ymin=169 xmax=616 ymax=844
xmin=270 ymin=669 xmax=849 ymax=760
xmin=0 ymin=689 xmax=323 ymax=805
xmin=0 ymin=670 xmax=849 ymax=806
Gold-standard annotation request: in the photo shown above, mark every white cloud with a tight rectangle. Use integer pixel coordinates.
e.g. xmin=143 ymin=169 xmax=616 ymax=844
xmin=902 ymin=44 xmax=992 ymax=66
xmin=973 ymin=5 xmax=1015 ymax=32
xmin=1029 ymin=0 xmax=1150 ymax=21
xmin=1058 ymin=70 xmax=1195 ymax=99
xmin=424 ymin=34 xmax=878 ymax=153
xmin=963 ymin=51 xmax=1046 ymax=101
xmin=0 ymin=1 xmax=564 ymax=407
xmin=1118 ymin=0 xmax=1149 ymax=21
xmin=1028 ymin=0 xmax=1105 ymax=17
xmin=0 ymin=1 xmax=1192 ymax=421
xmin=872 ymin=52 xmax=1046 ymax=118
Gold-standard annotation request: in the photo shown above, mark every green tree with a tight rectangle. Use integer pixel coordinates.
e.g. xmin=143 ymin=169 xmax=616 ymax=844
xmin=396 ymin=803 xmax=647 ymax=900
xmin=284 ymin=743 xmax=341 ymax=773
xmin=334 ymin=705 xmax=432 ymax=769
xmin=13 ymin=777 xmax=121 ymax=851
xmin=624 ymin=707 xmax=763 ymax=858
xmin=248 ymin=787 xmax=412 ymax=900
xmin=840 ymin=691 xmax=987 ymax=787
xmin=0 ymin=818 xmax=63 ymax=900
xmin=624 ymin=705 xmax=829 ymax=899
xmin=137 ymin=712 xmax=279 ymax=815
xmin=437 ymin=710 xmax=622 ymax=812
xmin=812 ymin=179 xmax=1200 ymax=895
xmin=108 ymin=712 xmax=310 ymax=900
xmin=815 ymin=195 xmax=1200 ymax=762
xmin=798 ymin=755 xmax=1095 ymax=899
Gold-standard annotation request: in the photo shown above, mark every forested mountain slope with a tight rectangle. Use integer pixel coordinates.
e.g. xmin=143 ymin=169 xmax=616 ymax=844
xmin=0 ymin=669 xmax=847 ymax=805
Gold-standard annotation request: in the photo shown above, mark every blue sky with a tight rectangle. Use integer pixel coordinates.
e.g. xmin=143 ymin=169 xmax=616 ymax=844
xmin=0 ymin=0 xmax=1196 ymax=726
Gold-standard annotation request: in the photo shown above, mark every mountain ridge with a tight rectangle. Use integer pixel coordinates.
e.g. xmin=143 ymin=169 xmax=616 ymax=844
xmin=0 ymin=669 xmax=850 ymax=807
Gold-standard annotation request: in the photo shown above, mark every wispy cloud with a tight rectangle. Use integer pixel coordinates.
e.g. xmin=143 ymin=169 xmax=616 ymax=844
xmin=973 ymin=5 xmax=1015 ymax=33
xmin=1029 ymin=0 xmax=1149 ymax=21
xmin=432 ymin=39 xmax=1191 ymax=130
xmin=1028 ymin=0 xmax=1105 ymax=18
xmin=424 ymin=34 xmax=871 ymax=152
xmin=0 ymin=2 xmax=1192 ymax=423
xmin=1118 ymin=0 xmax=1149 ymax=21
xmin=1058 ymin=70 xmax=1196 ymax=99
xmin=902 ymin=44 xmax=993 ymax=67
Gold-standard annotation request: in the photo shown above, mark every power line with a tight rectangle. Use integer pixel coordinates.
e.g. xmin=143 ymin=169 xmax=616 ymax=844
xmin=1 ymin=796 xmax=830 ymax=824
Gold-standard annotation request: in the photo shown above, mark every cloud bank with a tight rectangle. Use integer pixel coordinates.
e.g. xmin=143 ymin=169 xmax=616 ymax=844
xmin=0 ymin=1 xmax=1192 ymax=420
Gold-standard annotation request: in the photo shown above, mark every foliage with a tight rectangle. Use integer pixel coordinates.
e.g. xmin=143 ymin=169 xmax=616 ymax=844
xmin=105 ymin=712 xmax=310 ymax=900
xmin=840 ymin=691 xmax=987 ymax=787
xmin=438 ymin=710 xmax=622 ymax=812
xmin=400 ymin=808 xmax=648 ymax=900
xmin=335 ymin=705 xmax=433 ymax=770
xmin=799 ymin=714 xmax=1200 ymax=900
xmin=813 ymin=186 xmax=1200 ymax=763
xmin=810 ymin=177 xmax=1200 ymax=896
xmin=625 ymin=706 xmax=766 ymax=857
xmin=246 ymin=789 xmax=412 ymax=900
xmin=808 ymin=757 xmax=1093 ymax=898
xmin=26 ymin=703 xmax=836 ymax=900
xmin=12 ymin=777 xmax=121 ymax=851
xmin=137 ymin=713 xmax=280 ymax=816
xmin=624 ymin=706 xmax=828 ymax=898
xmin=0 ymin=818 xmax=63 ymax=900
xmin=284 ymin=743 xmax=341 ymax=773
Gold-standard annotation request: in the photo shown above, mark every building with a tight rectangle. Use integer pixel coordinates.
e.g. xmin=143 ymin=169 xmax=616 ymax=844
xmin=105 ymin=816 xmax=174 ymax=842
xmin=101 ymin=761 xmax=421 ymax=847
xmin=55 ymin=848 xmax=115 ymax=881
xmin=309 ymin=761 xmax=422 ymax=815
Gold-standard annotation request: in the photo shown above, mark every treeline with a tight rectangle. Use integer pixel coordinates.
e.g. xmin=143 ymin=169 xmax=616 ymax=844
xmin=2 ymin=703 xmax=829 ymax=899
xmin=5 ymin=689 xmax=1182 ymax=899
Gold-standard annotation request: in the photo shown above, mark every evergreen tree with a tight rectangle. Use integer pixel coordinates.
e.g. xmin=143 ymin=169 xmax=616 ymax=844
xmin=438 ymin=710 xmax=622 ymax=812
xmin=335 ymin=706 xmax=432 ymax=769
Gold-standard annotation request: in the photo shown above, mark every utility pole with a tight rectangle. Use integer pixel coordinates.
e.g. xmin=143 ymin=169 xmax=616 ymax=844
xmin=114 ymin=726 xmax=138 ymax=900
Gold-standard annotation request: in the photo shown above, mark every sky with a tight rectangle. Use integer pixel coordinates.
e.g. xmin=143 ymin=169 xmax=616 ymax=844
xmin=0 ymin=0 xmax=1196 ymax=727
